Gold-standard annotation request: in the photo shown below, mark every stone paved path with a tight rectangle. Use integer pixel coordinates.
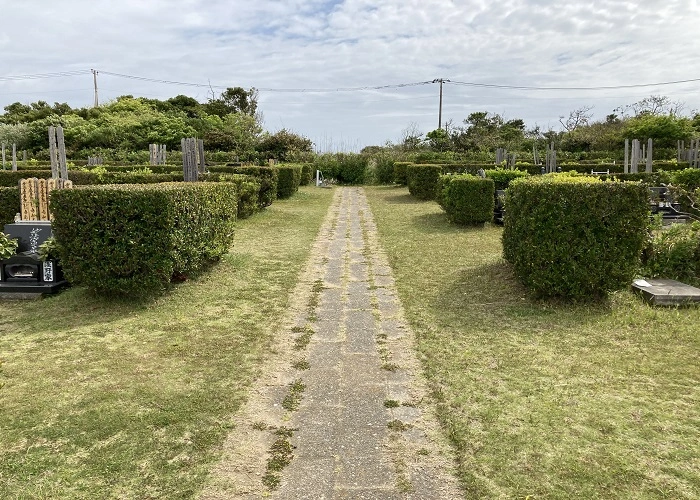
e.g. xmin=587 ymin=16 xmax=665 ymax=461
xmin=201 ymin=187 xmax=461 ymax=499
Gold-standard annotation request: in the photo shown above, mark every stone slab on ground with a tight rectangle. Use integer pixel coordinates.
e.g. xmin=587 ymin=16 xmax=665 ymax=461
xmin=632 ymin=278 xmax=700 ymax=306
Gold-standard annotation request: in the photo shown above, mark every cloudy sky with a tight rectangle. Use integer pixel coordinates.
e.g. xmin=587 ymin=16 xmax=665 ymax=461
xmin=2 ymin=0 xmax=700 ymax=150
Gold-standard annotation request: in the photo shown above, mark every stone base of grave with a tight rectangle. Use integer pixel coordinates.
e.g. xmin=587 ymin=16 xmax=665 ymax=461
xmin=0 ymin=253 xmax=68 ymax=296
xmin=632 ymin=278 xmax=700 ymax=306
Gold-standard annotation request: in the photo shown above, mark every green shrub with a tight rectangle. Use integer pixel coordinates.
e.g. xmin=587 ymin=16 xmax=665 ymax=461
xmin=313 ymin=153 xmax=368 ymax=185
xmin=642 ymin=222 xmax=700 ymax=287
xmin=0 ymin=231 xmax=18 ymax=260
xmin=373 ymin=155 xmax=396 ymax=184
xmin=227 ymin=166 xmax=278 ymax=208
xmin=671 ymin=168 xmax=700 ymax=191
xmin=276 ymin=165 xmax=302 ymax=199
xmin=50 ymin=182 xmax=237 ymax=297
xmin=0 ymin=170 xmax=52 ymax=187
xmin=438 ymin=174 xmax=495 ymax=225
xmin=0 ymin=187 xmax=20 ymax=226
xmin=599 ymin=171 xmax=672 ymax=186
xmin=393 ymin=162 xmax=411 ymax=185
xmin=406 ymin=164 xmax=443 ymax=200
xmin=484 ymin=168 xmax=529 ymax=190
xmin=217 ymin=174 xmax=260 ymax=219
xmin=69 ymin=164 xmax=183 ymax=174
xmin=68 ymin=171 xmax=184 ymax=185
xmin=299 ymin=163 xmax=314 ymax=186
xmin=502 ymin=176 xmax=649 ymax=299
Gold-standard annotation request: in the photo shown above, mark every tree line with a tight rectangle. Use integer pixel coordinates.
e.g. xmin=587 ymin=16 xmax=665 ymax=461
xmin=0 ymin=87 xmax=313 ymax=161
xmin=388 ymin=95 xmax=700 ymax=157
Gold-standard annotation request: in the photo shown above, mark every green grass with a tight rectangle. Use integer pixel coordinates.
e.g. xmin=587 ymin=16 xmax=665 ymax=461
xmin=365 ymin=186 xmax=700 ymax=499
xmin=0 ymin=186 xmax=334 ymax=498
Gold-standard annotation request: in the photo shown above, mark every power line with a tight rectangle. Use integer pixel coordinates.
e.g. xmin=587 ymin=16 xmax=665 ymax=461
xmin=0 ymin=70 xmax=91 ymax=82
xmin=447 ymin=77 xmax=700 ymax=91
xmin=2 ymin=68 xmax=699 ymax=93
xmin=98 ymin=70 xmax=433 ymax=92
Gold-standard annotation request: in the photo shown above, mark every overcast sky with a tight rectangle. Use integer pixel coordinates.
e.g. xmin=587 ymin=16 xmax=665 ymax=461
xmin=2 ymin=0 xmax=700 ymax=151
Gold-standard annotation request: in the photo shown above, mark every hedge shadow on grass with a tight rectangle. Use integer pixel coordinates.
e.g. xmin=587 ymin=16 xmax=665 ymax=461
xmin=410 ymin=213 xmax=494 ymax=235
xmin=436 ymin=260 xmax=615 ymax=325
xmin=383 ymin=193 xmax=420 ymax=205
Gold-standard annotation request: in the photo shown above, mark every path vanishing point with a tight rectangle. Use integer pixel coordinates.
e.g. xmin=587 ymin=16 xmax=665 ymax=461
xmin=201 ymin=187 xmax=462 ymax=499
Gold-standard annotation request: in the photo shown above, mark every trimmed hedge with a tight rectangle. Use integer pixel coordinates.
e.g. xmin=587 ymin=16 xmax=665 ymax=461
xmin=393 ymin=162 xmax=411 ymax=185
xmin=313 ymin=153 xmax=368 ymax=185
xmin=68 ymin=165 xmax=183 ymax=174
xmin=299 ymin=163 xmax=314 ymax=186
xmin=671 ymin=168 xmax=700 ymax=191
xmin=50 ymin=182 xmax=237 ymax=297
xmin=68 ymin=171 xmax=185 ymax=185
xmin=0 ymin=187 xmax=20 ymax=226
xmin=276 ymin=165 xmax=302 ymax=199
xmin=406 ymin=164 xmax=443 ymax=200
xmin=438 ymin=174 xmax=495 ymax=225
xmin=598 ymin=171 xmax=672 ymax=186
xmin=484 ymin=168 xmax=529 ymax=190
xmin=0 ymin=170 xmax=52 ymax=187
xmin=0 ymin=170 xmax=186 ymax=187
xmin=227 ymin=166 xmax=278 ymax=208
xmin=503 ymin=176 xmax=649 ymax=299
xmin=217 ymin=174 xmax=261 ymax=219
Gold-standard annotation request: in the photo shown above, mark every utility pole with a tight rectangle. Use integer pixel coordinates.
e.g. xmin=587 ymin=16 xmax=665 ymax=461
xmin=92 ymin=69 xmax=99 ymax=107
xmin=432 ymin=78 xmax=450 ymax=129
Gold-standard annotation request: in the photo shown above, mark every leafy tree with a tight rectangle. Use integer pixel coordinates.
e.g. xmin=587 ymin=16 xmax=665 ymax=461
xmin=167 ymin=95 xmax=203 ymax=118
xmin=426 ymin=128 xmax=452 ymax=151
xmin=204 ymin=113 xmax=262 ymax=156
xmin=625 ymin=114 xmax=694 ymax=147
xmin=451 ymin=112 xmax=525 ymax=152
xmin=0 ymin=123 xmax=30 ymax=148
xmin=256 ymin=129 xmax=313 ymax=161
xmin=205 ymin=87 xmax=258 ymax=118
xmin=1 ymin=101 xmax=72 ymax=123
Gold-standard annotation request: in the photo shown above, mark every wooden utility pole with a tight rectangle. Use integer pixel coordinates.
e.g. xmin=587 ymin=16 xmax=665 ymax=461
xmin=92 ymin=69 xmax=99 ymax=107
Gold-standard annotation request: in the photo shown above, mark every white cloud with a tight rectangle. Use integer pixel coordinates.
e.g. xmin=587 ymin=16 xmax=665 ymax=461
xmin=1 ymin=0 xmax=700 ymax=149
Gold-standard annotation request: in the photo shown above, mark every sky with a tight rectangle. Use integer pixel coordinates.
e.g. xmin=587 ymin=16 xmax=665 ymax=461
xmin=2 ymin=0 xmax=700 ymax=151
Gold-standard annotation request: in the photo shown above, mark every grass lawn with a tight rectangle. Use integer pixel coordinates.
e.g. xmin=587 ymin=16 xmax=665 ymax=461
xmin=0 ymin=186 xmax=334 ymax=498
xmin=365 ymin=186 xmax=700 ymax=499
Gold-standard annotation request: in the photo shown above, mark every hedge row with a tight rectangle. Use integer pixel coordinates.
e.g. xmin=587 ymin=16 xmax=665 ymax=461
xmin=0 ymin=170 xmax=186 ymax=187
xmin=299 ymin=163 xmax=314 ymax=186
xmin=438 ymin=174 xmax=495 ymax=225
xmin=0 ymin=187 xmax=20 ymax=227
xmin=216 ymin=174 xmax=261 ymax=219
xmin=276 ymin=165 xmax=302 ymax=199
xmin=503 ymin=176 xmax=649 ymax=299
xmin=393 ymin=162 xmax=411 ymax=185
xmin=225 ymin=166 xmax=278 ymax=208
xmin=313 ymin=154 xmax=368 ymax=185
xmin=406 ymin=164 xmax=443 ymax=200
xmin=51 ymin=183 xmax=237 ymax=297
